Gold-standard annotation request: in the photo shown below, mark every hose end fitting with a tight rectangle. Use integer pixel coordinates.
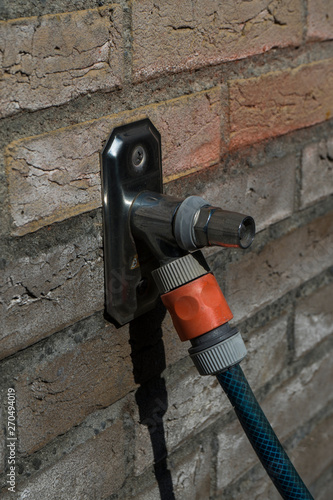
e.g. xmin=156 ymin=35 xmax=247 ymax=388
xmin=189 ymin=324 xmax=247 ymax=375
xmin=173 ymin=196 xmax=255 ymax=251
xmin=194 ymin=208 xmax=255 ymax=249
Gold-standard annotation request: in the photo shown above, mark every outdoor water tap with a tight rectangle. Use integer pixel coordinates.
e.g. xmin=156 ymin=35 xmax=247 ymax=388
xmin=100 ymin=119 xmax=255 ymax=325
xmin=130 ymin=192 xmax=255 ymax=262
xmin=101 ymin=119 xmax=314 ymax=499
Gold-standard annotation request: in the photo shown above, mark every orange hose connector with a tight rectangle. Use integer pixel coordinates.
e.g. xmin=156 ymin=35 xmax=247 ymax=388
xmin=161 ymin=273 xmax=233 ymax=341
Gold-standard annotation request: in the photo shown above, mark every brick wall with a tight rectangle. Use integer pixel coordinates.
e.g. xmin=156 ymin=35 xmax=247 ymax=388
xmin=0 ymin=1 xmax=332 ymax=498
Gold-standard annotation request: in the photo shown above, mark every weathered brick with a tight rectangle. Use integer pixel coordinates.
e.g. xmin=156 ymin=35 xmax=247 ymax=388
xmin=1 ymin=420 xmax=125 ymax=499
xmin=300 ymin=137 xmax=333 ymax=208
xmin=12 ymin=311 xmax=189 ymax=455
xmin=132 ymin=0 xmax=303 ymax=81
xmin=307 ymin=0 xmax=333 ymax=41
xmin=241 ymin=315 xmax=288 ymax=391
xmin=0 ymin=5 xmax=123 ymax=118
xmin=294 ymin=282 xmax=333 ymax=358
xmin=169 ymin=444 xmax=212 ymax=500
xmin=226 ymin=212 xmax=333 ymax=323
xmin=288 ymin=413 xmax=333 ymax=491
xmin=311 ymin=465 xmax=333 ymax=500
xmin=217 ymin=418 xmax=258 ymax=491
xmin=135 ymin=444 xmax=211 ymax=500
xmin=262 ymin=354 xmax=333 ymax=440
xmin=0 ymin=232 xmax=104 ymax=359
xmin=134 ymin=316 xmax=287 ymax=475
xmin=134 ymin=364 xmax=225 ymax=476
xmin=167 ymin=153 xmax=297 ymax=233
xmin=229 ymin=60 xmax=333 ymax=150
xmin=15 ymin=324 xmax=134 ymax=455
xmin=233 ymin=465 xmax=281 ymax=500
xmin=5 ymin=87 xmax=221 ymax=235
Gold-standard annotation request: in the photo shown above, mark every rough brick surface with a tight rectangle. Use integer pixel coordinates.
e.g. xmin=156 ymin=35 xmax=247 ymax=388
xmin=311 ymin=466 xmax=333 ymax=500
xmin=133 ymin=444 xmax=212 ymax=500
xmin=263 ymin=354 xmax=333 ymax=440
xmin=294 ymin=283 xmax=333 ymax=358
xmin=5 ymin=87 xmax=221 ymax=235
xmin=288 ymin=413 xmax=333 ymax=492
xmin=1 ymin=0 xmax=333 ymax=496
xmin=301 ymin=136 xmax=333 ymax=208
xmin=0 ymin=5 xmax=123 ymax=117
xmin=217 ymin=418 xmax=262 ymax=492
xmin=233 ymin=465 xmax=281 ymax=500
xmin=0 ymin=231 xmax=104 ymax=359
xmin=241 ymin=315 xmax=288 ymax=390
xmin=15 ymin=324 xmax=133 ymax=455
xmin=134 ymin=365 xmax=225 ymax=476
xmin=168 ymin=445 xmax=212 ymax=500
xmin=229 ymin=60 xmax=333 ymax=149
xmin=166 ymin=153 xmax=297 ymax=233
xmin=1 ymin=420 xmax=125 ymax=500
xmin=226 ymin=212 xmax=333 ymax=323
xmin=132 ymin=0 xmax=303 ymax=81
xmin=13 ymin=312 xmax=189 ymax=455
xmin=307 ymin=0 xmax=333 ymax=41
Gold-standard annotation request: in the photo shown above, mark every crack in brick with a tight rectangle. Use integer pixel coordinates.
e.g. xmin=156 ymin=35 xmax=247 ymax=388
xmin=0 ymin=6 xmax=123 ymax=117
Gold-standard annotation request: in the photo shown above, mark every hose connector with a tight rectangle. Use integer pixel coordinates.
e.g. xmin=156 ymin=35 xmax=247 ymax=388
xmin=194 ymin=207 xmax=255 ymax=249
xmin=152 ymin=252 xmax=247 ymax=375
xmin=173 ymin=196 xmax=255 ymax=251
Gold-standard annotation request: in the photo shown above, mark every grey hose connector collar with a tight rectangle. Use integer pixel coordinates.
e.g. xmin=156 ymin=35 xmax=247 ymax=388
xmin=190 ymin=331 xmax=247 ymax=376
xmin=152 ymin=251 xmax=209 ymax=294
xmin=173 ymin=196 xmax=208 ymax=251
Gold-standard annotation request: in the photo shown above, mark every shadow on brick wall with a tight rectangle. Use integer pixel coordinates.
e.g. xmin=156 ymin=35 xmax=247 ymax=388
xmin=130 ymin=300 xmax=176 ymax=500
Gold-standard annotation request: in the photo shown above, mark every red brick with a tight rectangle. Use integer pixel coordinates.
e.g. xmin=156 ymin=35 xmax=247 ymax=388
xmin=132 ymin=0 xmax=303 ymax=81
xmin=226 ymin=212 xmax=333 ymax=323
xmin=1 ymin=420 xmax=125 ymax=499
xmin=307 ymin=0 xmax=333 ymax=41
xmin=169 ymin=444 xmax=212 ymax=500
xmin=294 ymin=282 xmax=333 ymax=358
xmin=233 ymin=465 xmax=281 ymax=500
xmin=0 ymin=6 xmax=123 ymax=117
xmin=301 ymin=136 xmax=333 ymax=208
xmin=229 ymin=60 xmax=333 ymax=150
xmin=5 ymin=88 xmax=221 ymax=235
xmin=236 ymin=436 xmax=333 ymax=500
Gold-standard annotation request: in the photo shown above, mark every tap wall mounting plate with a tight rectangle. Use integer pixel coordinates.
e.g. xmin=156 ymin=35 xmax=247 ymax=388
xmin=101 ymin=119 xmax=162 ymax=325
